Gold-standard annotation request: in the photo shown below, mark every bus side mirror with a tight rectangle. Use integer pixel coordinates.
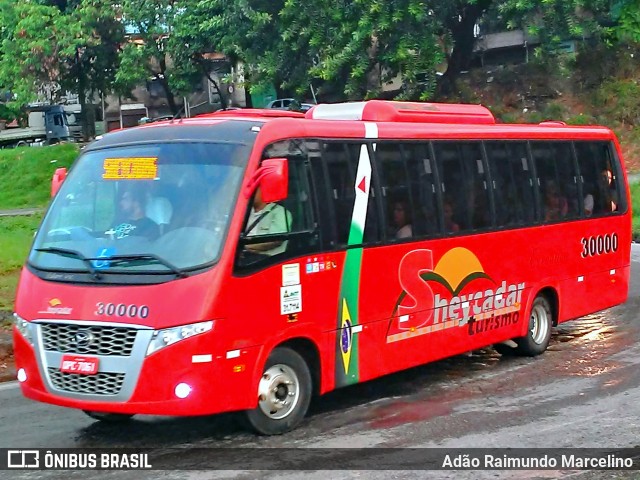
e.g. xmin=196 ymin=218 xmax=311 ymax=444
xmin=51 ymin=167 xmax=67 ymax=197
xmin=245 ymin=158 xmax=288 ymax=203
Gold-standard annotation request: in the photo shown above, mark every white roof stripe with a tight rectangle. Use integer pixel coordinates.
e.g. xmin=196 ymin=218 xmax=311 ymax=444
xmin=364 ymin=122 xmax=378 ymax=139
xmin=309 ymin=102 xmax=368 ymax=120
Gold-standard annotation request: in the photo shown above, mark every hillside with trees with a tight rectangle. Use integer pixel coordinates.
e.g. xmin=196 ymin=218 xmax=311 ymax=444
xmin=0 ymin=0 xmax=639 ymax=168
xmin=451 ymin=43 xmax=640 ymax=172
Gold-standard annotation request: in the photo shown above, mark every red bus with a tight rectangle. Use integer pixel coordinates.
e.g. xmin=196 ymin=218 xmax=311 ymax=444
xmin=13 ymin=100 xmax=631 ymax=434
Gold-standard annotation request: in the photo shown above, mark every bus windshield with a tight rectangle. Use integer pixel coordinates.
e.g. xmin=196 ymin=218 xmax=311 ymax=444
xmin=29 ymin=142 xmax=248 ymax=279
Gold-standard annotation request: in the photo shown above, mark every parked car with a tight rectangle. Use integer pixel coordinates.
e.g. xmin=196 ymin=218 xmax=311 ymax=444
xmin=266 ymin=98 xmax=315 ymax=112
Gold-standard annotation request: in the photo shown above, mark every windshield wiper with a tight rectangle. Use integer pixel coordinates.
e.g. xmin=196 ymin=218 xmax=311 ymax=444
xmin=105 ymin=254 xmax=189 ymax=278
xmin=34 ymin=247 xmax=102 ymax=280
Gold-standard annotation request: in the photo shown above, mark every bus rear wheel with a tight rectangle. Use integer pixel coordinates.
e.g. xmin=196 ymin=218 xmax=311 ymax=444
xmin=245 ymin=347 xmax=312 ymax=435
xmin=498 ymin=295 xmax=553 ymax=357
xmin=83 ymin=410 xmax=135 ymax=422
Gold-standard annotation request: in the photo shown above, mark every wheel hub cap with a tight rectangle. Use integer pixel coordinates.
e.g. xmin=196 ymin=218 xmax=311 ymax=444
xmin=257 ymin=364 xmax=300 ymax=420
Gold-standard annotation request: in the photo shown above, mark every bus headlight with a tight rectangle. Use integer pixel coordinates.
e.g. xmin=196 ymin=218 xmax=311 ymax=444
xmin=13 ymin=313 xmax=34 ymax=345
xmin=146 ymin=320 xmax=214 ymax=356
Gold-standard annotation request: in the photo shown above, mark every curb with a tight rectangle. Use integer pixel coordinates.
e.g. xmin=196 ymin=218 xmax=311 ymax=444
xmin=0 ymin=208 xmax=44 ymax=217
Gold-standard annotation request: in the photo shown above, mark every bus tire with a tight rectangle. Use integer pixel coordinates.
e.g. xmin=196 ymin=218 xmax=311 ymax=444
xmin=245 ymin=347 xmax=312 ymax=435
xmin=83 ymin=410 xmax=135 ymax=422
xmin=514 ymin=295 xmax=553 ymax=356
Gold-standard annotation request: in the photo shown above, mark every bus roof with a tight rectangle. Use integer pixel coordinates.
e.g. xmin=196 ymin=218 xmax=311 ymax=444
xmin=89 ymin=101 xmax=617 ymax=150
xmin=306 ymin=100 xmax=496 ymax=124
xmin=192 ymin=101 xmax=614 ymax=139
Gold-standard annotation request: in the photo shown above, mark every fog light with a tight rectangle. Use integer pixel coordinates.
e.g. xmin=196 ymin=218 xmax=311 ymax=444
xmin=174 ymin=383 xmax=191 ymax=399
xmin=17 ymin=369 xmax=27 ymax=383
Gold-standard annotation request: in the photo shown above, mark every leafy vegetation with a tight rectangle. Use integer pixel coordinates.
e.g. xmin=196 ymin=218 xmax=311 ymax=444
xmin=116 ymin=0 xmax=201 ymax=115
xmin=630 ymin=182 xmax=640 ymax=240
xmin=1 ymin=1 xmax=639 ymax=106
xmin=0 ymin=0 xmax=123 ymax=138
xmin=0 ymin=144 xmax=79 ymax=209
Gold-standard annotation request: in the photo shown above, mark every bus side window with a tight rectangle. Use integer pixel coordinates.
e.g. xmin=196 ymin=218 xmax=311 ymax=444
xmin=575 ymin=141 xmax=621 ymax=216
xmin=433 ymin=141 xmax=490 ymax=234
xmin=485 ymin=142 xmax=535 ymax=227
xmin=236 ymin=140 xmax=319 ymax=269
xmin=322 ymin=141 xmax=380 ymax=247
xmin=531 ymin=141 xmax=580 ymax=223
xmin=374 ymin=142 xmax=417 ymax=241
xmin=404 ymin=143 xmax=439 ymax=236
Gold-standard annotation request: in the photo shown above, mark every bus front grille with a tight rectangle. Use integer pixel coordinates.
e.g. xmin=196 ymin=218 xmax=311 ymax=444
xmin=47 ymin=368 xmax=125 ymax=395
xmin=41 ymin=323 xmax=138 ymax=356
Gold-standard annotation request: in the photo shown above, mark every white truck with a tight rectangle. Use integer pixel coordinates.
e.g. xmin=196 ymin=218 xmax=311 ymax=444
xmin=0 ymin=105 xmax=71 ymax=148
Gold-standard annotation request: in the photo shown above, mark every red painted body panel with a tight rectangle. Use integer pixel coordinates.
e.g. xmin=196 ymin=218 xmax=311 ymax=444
xmin=351 ymin=217 xmax=630 ymax=380
xmin=13 ymin=106 xmax=631 ymax=417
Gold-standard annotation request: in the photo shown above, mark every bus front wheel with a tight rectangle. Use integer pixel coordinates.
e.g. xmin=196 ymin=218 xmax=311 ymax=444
xmin=245 ymin=347 xmax=312 ymax=435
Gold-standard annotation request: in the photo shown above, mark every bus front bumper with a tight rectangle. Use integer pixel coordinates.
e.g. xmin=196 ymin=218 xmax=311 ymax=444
xmin=13 ymin=327 xmax=262 ymax=416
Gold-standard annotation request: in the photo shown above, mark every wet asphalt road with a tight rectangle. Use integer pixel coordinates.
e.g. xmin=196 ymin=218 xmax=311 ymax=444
xmin=1 ymin=246 xmax=640 ymax=479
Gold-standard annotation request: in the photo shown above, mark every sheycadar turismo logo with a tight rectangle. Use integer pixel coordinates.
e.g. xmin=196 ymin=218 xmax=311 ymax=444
xmin=387 ymin=247 xmax=525 ymax=343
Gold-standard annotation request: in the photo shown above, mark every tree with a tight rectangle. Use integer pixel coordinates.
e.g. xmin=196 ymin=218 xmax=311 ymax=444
xmin=429 ymin=1 xmax=492 ymax=96
xmin=179 ymin=0 xmax=444 ymax=101
xmin=187 ymin=0 xmax=639 ymax=101
xmin=497 ymin=0 xmax=621 ymax=50
xmin=0 ymin=1 xmax=65 ymax=104
xmin=0 ymin=0 xmax=123 ymax=139
xmin=615 ymin=0 xmax=640 ymax=42
xmin=168 ymin=3 xmax=230 ymax=109
xmin=116 ymin=0 xmax=201 ymax=116
xmin=170 ymin=0 xmax=291 ymax=102
xmin=58 ymin=1 xmax=124 ymax=138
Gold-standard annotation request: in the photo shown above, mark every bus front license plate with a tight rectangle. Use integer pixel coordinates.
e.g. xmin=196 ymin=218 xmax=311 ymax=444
xmin=60 ymin=355 xmax=99 ymax=375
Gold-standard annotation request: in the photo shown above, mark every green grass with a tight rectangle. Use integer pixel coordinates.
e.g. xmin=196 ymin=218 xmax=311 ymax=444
xmin=0 ymin=214 xmax=42 ymax=312
xmin=0 ymin=272 xmax=20 ymax=315
xmin=0 ymin=144 xmax=79 ymax=209
xmin=630 ymin=182 xmax=640 ymax=240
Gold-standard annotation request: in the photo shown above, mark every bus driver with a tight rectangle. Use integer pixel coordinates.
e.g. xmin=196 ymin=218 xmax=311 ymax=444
xmin=107 ymin=188 xmax=160 ymax=240
xmin=244 ymin=187 xmax=291 ymax=256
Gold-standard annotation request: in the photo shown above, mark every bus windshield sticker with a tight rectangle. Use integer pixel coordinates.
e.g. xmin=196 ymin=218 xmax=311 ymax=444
xmin=280 ymin=285 xmax=302 ymax=315
xmin=305 ymin=257 xmax=335 ymax=274
xmin=103 ymin=157 xmax=158 ymax=180
xmin=92 ymin=247 xmax=115 ymax=270
xmin=282 ymin=264 xmax=300 ymax=286
xmin=521 ymin=157 xmax=528 ymax=170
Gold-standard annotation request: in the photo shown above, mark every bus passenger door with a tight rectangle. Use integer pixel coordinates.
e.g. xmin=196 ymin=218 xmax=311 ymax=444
xmin=227 ymin=140 xmax=340 ymax=393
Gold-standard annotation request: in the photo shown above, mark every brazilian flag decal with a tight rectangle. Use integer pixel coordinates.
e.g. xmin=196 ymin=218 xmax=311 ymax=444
xmin=335 ymin=135 xmax=375 ymax=387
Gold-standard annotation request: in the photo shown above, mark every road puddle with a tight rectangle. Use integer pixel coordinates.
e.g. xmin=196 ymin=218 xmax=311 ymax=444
xmin=354 ymin=310 xmax=635 ymax=430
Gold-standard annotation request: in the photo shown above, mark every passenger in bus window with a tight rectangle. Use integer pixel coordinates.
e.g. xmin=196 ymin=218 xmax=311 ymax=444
xmin=599 ymin=168 xmax=618 ymax=212
xmin=544 ymin=180 xmax=568 ymax=222
xmin=583 ymin=179 xmax=597 ymax=216
xmin=391 ymin=200 xmax=413 ymax=239
xmin=443 ymin=199 xmax=460 ymax=233
xmin=469 ymin=181 xmax=490 ymax=228
xmin=244 ymin=187 xmax=292 ymax=256
xmin=583 ymin=190 xmax=594 ymax=216
xmin=107 ymin=187 xmax=160 ymax=240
